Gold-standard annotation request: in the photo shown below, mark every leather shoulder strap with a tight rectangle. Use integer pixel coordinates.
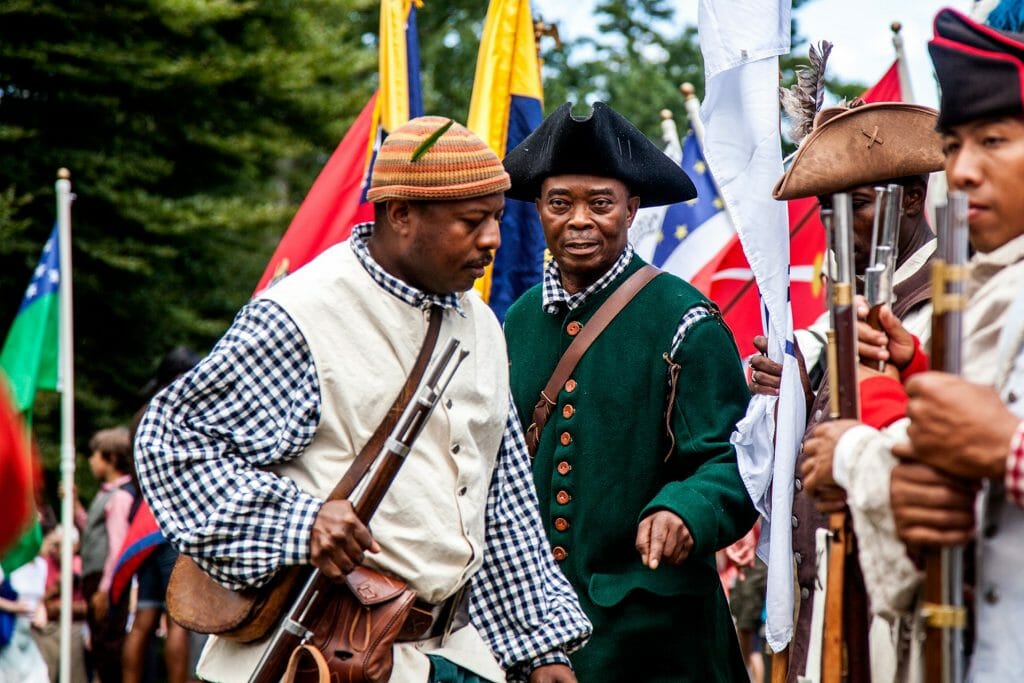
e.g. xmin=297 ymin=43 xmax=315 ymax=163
xmin=525 ymin=265 xmax=661 ymax=456
xmin=326 ymin=305 xmax=442 ymax=502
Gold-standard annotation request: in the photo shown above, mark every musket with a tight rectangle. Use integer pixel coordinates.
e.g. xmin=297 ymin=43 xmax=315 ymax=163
xmin=822 ymin=193 xmax=860 ymax=683
xmin=248 ymin=339 xmax=469 ymax=683
xmin=922 ymin=192 xmax=969 ymax=683
xmin=864 ymin=184 xmax=904 ymax=371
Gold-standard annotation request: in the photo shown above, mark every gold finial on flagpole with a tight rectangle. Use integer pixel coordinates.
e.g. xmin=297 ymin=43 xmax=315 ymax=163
xmin=891 ymin=21 xmax=902 ymax=34
xmin=680 ymin=82 xmax=697 ymax=100
xmin=58 ymin=168 xmax=70 ymax=180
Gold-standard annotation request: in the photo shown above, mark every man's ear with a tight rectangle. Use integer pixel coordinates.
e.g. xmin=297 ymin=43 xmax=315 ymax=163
xmin=902 ymin=182 xmax=926 ymax=218
xmin=626 ymin=196 xmax=641 ymax=225
xmin=386 ymin=199 xmax=414 ymax=235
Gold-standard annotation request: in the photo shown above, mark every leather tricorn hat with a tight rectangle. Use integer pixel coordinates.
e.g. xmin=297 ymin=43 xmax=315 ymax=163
xmin=773 ymin=102 xmax=944 ymax=200
xmin=504 ymin=102 xmax=697 ymax=208
xmin=929 ymin=8 xmax=1024 ymax=130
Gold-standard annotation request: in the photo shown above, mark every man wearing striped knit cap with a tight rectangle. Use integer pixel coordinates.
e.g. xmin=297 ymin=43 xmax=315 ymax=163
xmin=135 ymin=116 xmax=591 ymax=683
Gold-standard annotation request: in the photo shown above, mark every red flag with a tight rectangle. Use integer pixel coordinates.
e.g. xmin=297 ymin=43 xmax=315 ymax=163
xmin=712 ymin=60 xmax=905 ymax=357
xmin=0 ymin=383 xmax=33 ymax=554
xmin=254 ymin=94 xmax=378 ymax=294
xmin=862 ymin=61 xmax=901 ymax=103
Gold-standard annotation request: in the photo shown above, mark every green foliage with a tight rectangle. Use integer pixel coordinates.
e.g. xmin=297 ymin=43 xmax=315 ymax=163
xmin=540 ymin=0 xmax=705 ymax=139
xmin=0 ymin=0 xmax=376 ymax=493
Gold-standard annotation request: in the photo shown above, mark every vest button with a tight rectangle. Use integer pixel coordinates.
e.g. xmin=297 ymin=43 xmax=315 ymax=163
xmin=445 ymin=398 xmax=453 ymax=409
xmin=800 ymin=587 xmax=810 ymax=601
xmin=457 ymin=486 xmax=467 ymax=496
xmin=794 ymin=478 xmax=803 ymax=492
xmin=794 ymin=552 xmax=803 ymax=565
xmin=552 ymin=546 xmax=567 ymax=561
xmin=451 ymin=443 xmax=460 ymax=454
xmin=565 ymin=379 xmax=577 ymax=393
xmin=556 ymin=490 xmax=571 ymax=505
xmin=566 ymin=321 xmax=582 ymax=336
xmin=557 ymin=461 xmax=572 ymax=475
xmin=560 ymin=432 xmax=572 ymax=446
xmin=562 ymin=404 xmax=575 ymax=419
xmin=791 ymin=515 xmax=799 ymax=529
xmin=984 ymin=587 xmax=1000 ymax=605
xmin=554 ymin=517 xmax=570 ymax=532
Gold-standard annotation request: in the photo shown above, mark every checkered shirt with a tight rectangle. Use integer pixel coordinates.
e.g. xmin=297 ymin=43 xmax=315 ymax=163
xmin=134 ymin=232 xmax=591 ymax=676
xmin=540 ymin=246 xmax=712 ymax=355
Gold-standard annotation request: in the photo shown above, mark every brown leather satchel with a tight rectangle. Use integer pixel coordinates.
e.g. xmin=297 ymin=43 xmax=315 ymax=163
xmin=280 ymin=567 xmax=419 ymax=683
xmin=166 ymin=307 xmax=443 ymax=644
xmin=526 ymin=265 xmax=661 ymax=457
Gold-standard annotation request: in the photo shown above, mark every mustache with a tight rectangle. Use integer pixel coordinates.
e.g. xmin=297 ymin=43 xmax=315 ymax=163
xmin=467 ymin=255 xmax=493 ymax=268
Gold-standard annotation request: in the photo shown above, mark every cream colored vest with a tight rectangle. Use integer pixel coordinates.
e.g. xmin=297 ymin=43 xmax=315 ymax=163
xmin=197 ymin=241 xmax=509 ymax=683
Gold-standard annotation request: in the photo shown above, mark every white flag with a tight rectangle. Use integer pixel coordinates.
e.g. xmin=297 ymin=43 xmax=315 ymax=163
xmin=698 ymin=0 xmax=805 ymax=652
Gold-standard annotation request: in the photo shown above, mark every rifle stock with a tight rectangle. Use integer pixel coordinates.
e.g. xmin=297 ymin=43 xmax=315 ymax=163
xmin=822 ymin=194 xmax=860 ymax=683
xmin=922 ymin=193 xmax=969 ymax=683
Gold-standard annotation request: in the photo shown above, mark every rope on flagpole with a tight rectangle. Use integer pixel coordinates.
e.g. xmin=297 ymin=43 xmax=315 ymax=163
xmin=56 ymin=168 xmax=75 ymax=683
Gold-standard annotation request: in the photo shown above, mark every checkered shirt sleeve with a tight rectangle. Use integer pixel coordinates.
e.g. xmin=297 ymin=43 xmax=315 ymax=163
xmin=1006 ymin=420 xmax=1024 ymax=508
xmin=671 ymin=304 xmax=713 ymax=357
xmin=134 ymin=299 xmax=323 ymax=590
xmin=469 ymin=400 xmax=592 ymax=679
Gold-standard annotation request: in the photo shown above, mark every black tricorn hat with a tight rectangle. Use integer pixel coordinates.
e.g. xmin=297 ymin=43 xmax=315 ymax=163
xmin=503 ymin=102 xmax=697 ymax=208
xmin=930 ymin=8 xmax=1024 ymax=130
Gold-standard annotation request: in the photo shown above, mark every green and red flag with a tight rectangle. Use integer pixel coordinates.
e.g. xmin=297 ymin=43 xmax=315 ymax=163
xmin=1 ymin=224 xmax=60 ymax=414
xmin=0 ymin=223 xmax=60 ymax=571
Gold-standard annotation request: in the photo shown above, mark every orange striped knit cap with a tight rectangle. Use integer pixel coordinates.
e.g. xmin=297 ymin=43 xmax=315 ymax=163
xmin=367 ymin=116 xmax=511 ymax=202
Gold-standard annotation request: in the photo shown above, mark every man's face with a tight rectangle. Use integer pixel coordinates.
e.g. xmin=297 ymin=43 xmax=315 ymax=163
xmin=818 ymin=185 xmax=882 ymax=274
xmin=397 ymin=192 xmax=504 ymax=295
xmin=536 ymin=175 xmax=640 ymax=292
xmin=943 ymin=116 xmax=1024 ymax=253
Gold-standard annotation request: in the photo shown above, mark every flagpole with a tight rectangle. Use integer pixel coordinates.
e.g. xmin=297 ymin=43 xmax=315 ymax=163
xmin=56 ymin=168 xmax=75 ymax=683
xmin=891 ymin=22 xmax=915 ymax=104
xmin=680 ymin=82 xmax=706 ymax=145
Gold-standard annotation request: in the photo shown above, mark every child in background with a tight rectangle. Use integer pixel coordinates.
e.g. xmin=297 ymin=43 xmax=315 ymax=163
xmin=76 ymin=427 xmax=135 ymax=683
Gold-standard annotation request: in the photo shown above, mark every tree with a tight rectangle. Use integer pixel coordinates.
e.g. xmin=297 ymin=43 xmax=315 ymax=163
xmin=0 ymin=0 xmax=378 ymax=488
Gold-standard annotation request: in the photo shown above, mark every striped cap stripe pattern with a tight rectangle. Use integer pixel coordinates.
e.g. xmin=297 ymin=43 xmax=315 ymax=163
xmin=367 ymin=116 xmax=511 ymax=202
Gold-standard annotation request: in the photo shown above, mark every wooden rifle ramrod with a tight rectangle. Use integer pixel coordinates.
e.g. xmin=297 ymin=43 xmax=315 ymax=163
xmin=922 ymin=193 xmax=969 ymax=683
xmin=822 ymin=193 xmax=860 ymax=683
xmin=248 ymin=338 xmax=469 ymax=683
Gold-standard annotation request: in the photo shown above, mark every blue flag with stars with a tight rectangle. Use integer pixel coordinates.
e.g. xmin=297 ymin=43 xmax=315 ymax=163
xmin=631 ymin=129 xmax=735 ymax=292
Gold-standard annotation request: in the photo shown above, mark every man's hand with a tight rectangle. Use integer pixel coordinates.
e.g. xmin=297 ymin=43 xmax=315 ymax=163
xmin=801 ymin=419 xmax=860 ymax=508
xmin=749 ymin=335 xmax=813 ymax=408
xmin=309 ymin=500 xmax=380 ymax=580
xmin=636 ymin=510 xmax=693 ymax=570
xmin=855 ymin=299 xmax=916 ymax=370
xmin=893 ymin=372 xmax=1020 ymax=480
xmin=529 ymin=664 xmax=577 ymax=683
xmin=890 ymin=462 xmax=978 ymax=550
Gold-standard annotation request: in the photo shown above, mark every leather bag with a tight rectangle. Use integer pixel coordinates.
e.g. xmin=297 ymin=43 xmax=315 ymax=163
xmin=166 ymin=307 xmax=443 ymax=644
xmin=282 ymin=567 xmax=418 ymax=683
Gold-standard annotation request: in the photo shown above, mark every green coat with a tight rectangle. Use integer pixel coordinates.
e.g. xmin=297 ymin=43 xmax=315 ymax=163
xmin=504 ymin=255 xmax=757 ymax=682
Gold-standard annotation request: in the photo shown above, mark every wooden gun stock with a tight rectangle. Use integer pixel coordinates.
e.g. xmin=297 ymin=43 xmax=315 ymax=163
xmin=821 ymin=194 xmax=860 ymax=683
xmin=922 ymin=194 xmax=969 ymax=683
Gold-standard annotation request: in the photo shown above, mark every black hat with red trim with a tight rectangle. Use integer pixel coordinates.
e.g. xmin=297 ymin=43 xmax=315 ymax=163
xmin=929 ymin=8 xmax=1024 ymax=129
